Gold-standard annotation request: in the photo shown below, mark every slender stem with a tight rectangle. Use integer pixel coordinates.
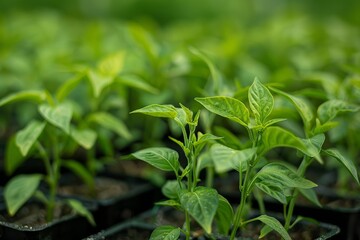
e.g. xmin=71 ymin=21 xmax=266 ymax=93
xmin=284 ymin=156 xmax=313 ymax=230
xmin=185 ymin=209 xmax=191 ymax=240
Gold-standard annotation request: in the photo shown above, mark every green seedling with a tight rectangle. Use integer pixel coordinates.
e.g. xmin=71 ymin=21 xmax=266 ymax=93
xmin=131 ymin=103 xmax=233 ymax=240
xmin=196 ymin=78 xmax=322 ymax=239
xmin=0 ymin=90 xmax=94 ymax=225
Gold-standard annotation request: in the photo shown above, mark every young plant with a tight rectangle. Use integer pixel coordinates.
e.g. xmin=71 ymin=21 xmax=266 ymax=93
xmin=130 ymin=103 xmax=233 ymax=240
xmin=0 ymin=90 xmax=94 ymax=225
xmin=269 ymin=86 xmax=360 ymax=230
xmin=196 ymin=78 xmax=321 ymax=239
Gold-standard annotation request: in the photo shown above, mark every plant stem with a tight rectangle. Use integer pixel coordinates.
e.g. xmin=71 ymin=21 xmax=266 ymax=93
xmin=284 ymin=156 xmax=313 ymax=230
xmin=185 ymin=211 xmax=191 ymax=240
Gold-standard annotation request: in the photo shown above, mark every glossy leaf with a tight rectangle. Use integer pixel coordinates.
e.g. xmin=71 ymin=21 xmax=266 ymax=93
xmin=66 ymin=199 xmax=95 ymax=226
xmin=256 ymin=163 xmax=317 ymax=189
xmin=15 ymin=120 xmax=46 ymax=156
xmin=317 ymin=100 xmax=360 ymax=124
xmin=150 ymin=226 xmax=181 ymax=240
xmin=211 ymin=144 xmax=256 ymax=173
xmin=87 ymin=112 xmax=131 ymax=140
xmin=251 ymin=215 xmax=291 ymax=240
xmin=130 ymin=104 xmax=178 ymax=119
xmin=323 ymin=149 xmax=359 ymax=184
xmin=4 ymin=174 xmax=42 ymax=216
xmin=261 ymin=126 xmax=321 ymax=162
xmin=179 ymin=187 xmax=219 ymax=234
xmin=155 ymin=200 xmax=181 ymax=208
xmin=195 ymin=96 xmax=249 ymax=127
xmin=248 ymin=78 xmax=273 ymax=125
xmin=70 ymin=127 xmax=97 ymax=149
xmin=215 ymin=194 xmax=234 ymax=235
xmin=39 ymin=103 xmax=72 ymax=134
xmin=132 ymin=147 xmax=179 ymax=173
xmin=0 ymin=90 xmax=47 ymax=107
xmin=255 ymin=181 xmax=287 ymax=204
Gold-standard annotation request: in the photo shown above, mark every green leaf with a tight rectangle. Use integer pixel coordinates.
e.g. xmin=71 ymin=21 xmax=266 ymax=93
xmin=56 ymin=73 xmax=85 ymax=101
xmin=195 ymin=133 xmax=222 ymax=146
xmin=70 ymin=127 xmax=97 ymax=149
xmin=162 ymin=180 xmax=185 ymax=199
xmin=5 ymin=136 xmax=25 ymax=175
xmin=87 ymin=112 xmax=131 ymax=140
xmin=179 ymin=103 xmax=193 ymax=124
xmin=323 ymin=149 xmax=359 ymax=184
xmin=195 ymin=96 xmax=249 ymax=127
xmin=251 ymin=215 xmax=291 ymax=240
xmin=88 ymin=70 xmax=113 ymax=98
xmin=215 ymin=194 xmax=234 ymax=235
xmin=116 ymin=75 xmax=158 ymax=94
xmin=4 ymin=174 xmax=42 ymax=216
xmin=97 ymin=51 xmax=125 ymax=77
xmin=66 ymin=199 xmax=95 ymax=226
xmin=299 ymin=188 xmax=322 ymax=207
xmin=62 ymin=160 xmax=95 ymax=191
xmin=270 ymin=87 xmax=314 ymax=132
xmin=262 ymin=126 xmax=322 ymax=162
xmin=155 ymin=200 xmax=181 ymax=208
xmin=39 ymin=103 xmax=72 ymax=134
xmin=130 ymin=104 xmax=178 ymax=119
xmin=317 ymin=100 xmax=360 ymax=124
xmin=179 ymin=187 xmax=219 ymax=234
xmin=0 ymin=90 xmax=47 ymax=107
xmin=256 ymin=163 xmax=317 ymax=189
xmin=259 ymin=225 xmax=273 ymax=238
xmin=249 ymin=78 xmax=274 ymax=125
xmin=132 ymin=147 xmax=179 ymax=173
xmin=255 ymin=181 xmax=287 ymax=204
xmin=150 ymin=226 xmax=181 ymax=240
xmin=15 ymin=120 xmax=46 ymax=156
xmin=211 ymin=144 xmax=256 ymax=173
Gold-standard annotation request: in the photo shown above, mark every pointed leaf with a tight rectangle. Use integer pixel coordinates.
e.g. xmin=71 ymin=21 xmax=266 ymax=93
xmin=88 ymin=70 xmax=113 ymax=98
xmin=4 ymin=174 xmax=42 ymax=216
xmin=179 ymin=187 xmax=219 ymax=234
xmin=70 ymin=127 xmax=97 ymax=149
xmin=56 ymin=73 xmax=85 ymax=101
xmin=62 ymin=160 xmax=95 ymax=191
xmin=155 ymin=200 xmax=181 ymax=208
xmin=270 ymin=87 xmax=314 ymax=132
xmin=131 ymin=104 xmax=178 ymax=119
xmin=256 ymin=163 xmax=317 ymax=189
xmin=249 ymin=78 xmax=274 ymax=125
xmin=66 ymin=199 xmax=95 ymax=226
xmin=251 ymin=215 xmax=291 ymax=240
xmin=323 ymin=149 xmax=359 ymax=184
xmin=162 ymin=180 xmax=185 ymax=199
xmin=255 ymin=181 xmax=287 ymax=204
xmin=5 ymin=136 xmax=25 ymax=175
xmin=97 ymin=51 xmax=125 ymax=77
xmin=0 ymin=90 xmax=47 ymax=107
xmin=39 ymin=103 xmax=72 ymax=134
xmin=299 ymin=188 xmax=322 ymax=207
xmin=262 ymin=126 xmax=322 ymax=162
xmin=195 ymin=133 xmax=222 ymax=146
xmin=132 ymin=147 xmax=179 ymax=173
xmin=150 ymin=226 xmax=181 ymax=240
xmin=116 ymin=75 xmax=158 ymax=94
xmin=211 ymin=144 xmax=256 ymax=173
xmin=195 ymin=96 xmax=249 ymax=127
xmin=318 ymin=100 xmax=360 ymax=123
xmin=87 ymin=112 xmax=131 ymax=140
xmin=15 ymin=121 xmax=46 ymax=156
xmin=215 ymin=194 xmax=234 ymax=235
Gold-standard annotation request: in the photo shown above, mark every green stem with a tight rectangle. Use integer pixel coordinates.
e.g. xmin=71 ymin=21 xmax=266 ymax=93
xmin=185 ymin=211 xmax=191 ymax=240
xmin=284 ymin=156 xmax=313 ymax=230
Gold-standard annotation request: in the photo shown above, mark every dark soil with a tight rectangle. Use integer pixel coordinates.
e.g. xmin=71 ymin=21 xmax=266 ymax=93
xmin=0 ymin=202 xmax=73 ymax=228
xmin=58 ymin=176 xmax=130 ymax=200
